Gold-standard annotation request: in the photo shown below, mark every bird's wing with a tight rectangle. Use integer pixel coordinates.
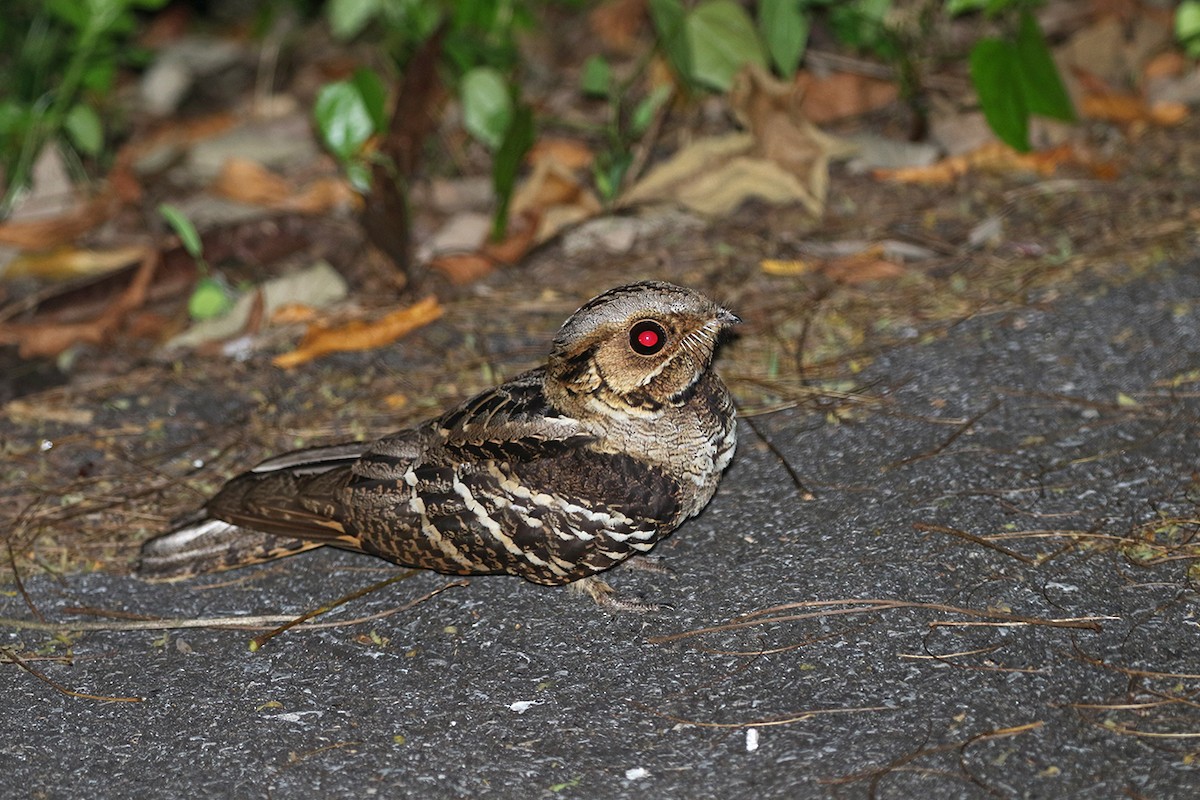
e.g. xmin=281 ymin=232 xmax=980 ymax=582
xmin=433 ymin=367 xmax=596 ymax=460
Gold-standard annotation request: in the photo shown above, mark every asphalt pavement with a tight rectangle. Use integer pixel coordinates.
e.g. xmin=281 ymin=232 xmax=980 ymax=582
xmin=3 ymin=259 xmax=1199 ymax=799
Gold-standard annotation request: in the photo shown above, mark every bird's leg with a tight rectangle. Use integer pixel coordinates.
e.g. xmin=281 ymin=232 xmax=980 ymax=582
xmin=568 ymin=575 xmax=666 ymax=612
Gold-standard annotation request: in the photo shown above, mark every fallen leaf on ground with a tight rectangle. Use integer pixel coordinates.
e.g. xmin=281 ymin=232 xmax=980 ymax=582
xmin=0 ymin=248 xmax=158 ymax=358
xmin=273 ymin=296 xmax=443 ymax=368
xmin=211 ymin=158 xmax=292 ymax=206
xmin=623 ymin=66 xmax=844 ymax=216
xmin=761 ymin=247 xmax=904 ymax=285
xmin=429 ymin=253 xmax=496 ymax=284
xmin=874 ymin=142 xmax=1114 ymax=184
xmin=622 ymin=133 xmax=825 ymax=216
xmin=528 ymin=137 xmax=594 ymax=171
xmin=483 ymin=212 xmax=542 ymax=265
xmin=510 ymin=158 xmax=601 ymax=244
xmin=1079 ymin=92 xmax=1187 ymax=126
xmin=0 ymin=193 xmax=120 ymax=250
xmin=822 ymin=250 xmax=905 ymax=285
xmin=796 ymin=70 xmax=899 ymax=124
xmin=211 ymin=158 xmax=358 ymax=214
xmin=589 ymin=0 xmax=646 ymax=52
xmin=2 ymin=245 xmax=148 ymax=281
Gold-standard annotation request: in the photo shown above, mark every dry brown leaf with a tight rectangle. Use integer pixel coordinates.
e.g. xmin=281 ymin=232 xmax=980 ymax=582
xmin=272 ymin=296 xmax=443 ymax=368
xmin=730 ymin=65 xmax=847 ymax=214
xmin=0 ymin=247 xmax=158 ymax=358
xmin=874 ymin=142 xmax=1102 ymax=185
xmin=2 ymin=244 xmax=147 ymax=281
xmin=270 ymin=303 xmax=321 ymax=324
xmin=482 ymin=212 xmax=541 ymax=265
xmin=282 ymin=177 xmax=360 ymax=214
xmin=588 ymin=0 xmax=647 ymax=52
xmin=211 ymin=158 xmax=293 ymax=206
xmin=529 ymin=138 xmax=594 ymax=171
xmin=510 ymin=159 xmax=601 ymax=243
xmin=0 ymin=194 xmax=120 ymax=250
xmin=430 ymin=253 xmax=496 ymax=284
xmin=1142 ymin=51 xmax=1186 ymax=82
xmin=822 ymin=252 xmax=905 ymax=285
xmin=796 ymin=70 xmax=899 ymax=124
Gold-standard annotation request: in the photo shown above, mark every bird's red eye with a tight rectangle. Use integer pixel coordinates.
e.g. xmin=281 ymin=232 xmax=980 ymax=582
xmin=629 ymin=320 xmax=666 ymax=355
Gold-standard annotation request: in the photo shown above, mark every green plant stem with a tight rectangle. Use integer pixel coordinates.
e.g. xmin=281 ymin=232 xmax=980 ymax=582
xmin=2 ymin=12 xmax=107 ymax=216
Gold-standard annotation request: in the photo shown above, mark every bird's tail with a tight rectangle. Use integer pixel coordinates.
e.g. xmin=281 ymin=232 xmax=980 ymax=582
xmin=136 ymin=512 xmax=327 ymax=581
xmin=137 ymin=442 xmax=368 ymax=581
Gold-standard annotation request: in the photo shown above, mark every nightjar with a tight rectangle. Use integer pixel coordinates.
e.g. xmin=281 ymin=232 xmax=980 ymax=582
xmin=138 ymin=281 xmax=739 ymax=598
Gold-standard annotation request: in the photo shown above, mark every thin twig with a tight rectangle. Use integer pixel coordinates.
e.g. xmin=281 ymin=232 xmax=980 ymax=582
xmin=914 ymin=522 xmax=1038 ymax=565
xmin=3 ymin=647 xmax=142 ymax=703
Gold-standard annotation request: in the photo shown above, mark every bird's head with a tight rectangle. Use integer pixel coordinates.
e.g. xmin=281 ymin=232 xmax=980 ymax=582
xmin=546 ymin=281 xmax=739 ymax=412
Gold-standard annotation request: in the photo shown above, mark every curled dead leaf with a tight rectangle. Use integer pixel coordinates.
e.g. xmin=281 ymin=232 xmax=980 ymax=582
xmin=430 ymin=253 xmax=496 ymax=284
xmin=212 ymin=158 xmax=293 ymax=206
xmin=272 ymin=296 xmax=443 ymax=369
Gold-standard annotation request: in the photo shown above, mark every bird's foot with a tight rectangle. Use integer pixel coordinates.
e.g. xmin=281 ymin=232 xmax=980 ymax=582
xmin=569 ymin=576 xmax=669 ymax=612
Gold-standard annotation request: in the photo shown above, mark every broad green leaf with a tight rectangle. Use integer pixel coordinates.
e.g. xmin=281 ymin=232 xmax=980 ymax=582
xmin=686 ymin=0 xmax=767 ymax=91
xmin=64 ymin=103 xmax=103 ymax=156
xmin=188 ymin=276 xmax=233 ymax=321
xmin=158 ymin=203 xmax=203 ymax=260
xmin=1013 ymin=11 xmax=1074 ymax=122
xmin=462 ymin=67 xmax=513 ymax=151
xmin=759 ymin=0 xmax=810 ymax=77
xmin=351 ymin=67 xmax=388 ymax=133
xmin=314 ymin=80 xmax=374 ymax=160
xmin=581 ymin=55 xmax=611 ymax=97
xmin=969 ymin=39 xmax=1029 ymax=151
xmin=491 ymin=103 xmax=535 ymax=239
xmin=649 ymin=0 xmax=691 ymax=85
xmin=327 ymin=0 xmax=381 ymax=41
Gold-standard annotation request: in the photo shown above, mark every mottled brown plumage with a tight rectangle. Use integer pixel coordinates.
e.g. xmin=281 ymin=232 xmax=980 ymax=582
xmin=138 ymin=281 xmax=738 ymax=593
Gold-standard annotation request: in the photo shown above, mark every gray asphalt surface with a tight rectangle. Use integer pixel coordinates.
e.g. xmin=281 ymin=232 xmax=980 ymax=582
xmin=3 ymin=260 xmax=1199 ymax=799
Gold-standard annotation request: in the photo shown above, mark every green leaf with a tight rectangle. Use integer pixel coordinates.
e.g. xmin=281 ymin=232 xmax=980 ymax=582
xmin=1181 ymin=1 xmax=1200 ymax=57
xmin=581 ymin=55 xmax=611 ymax=98
xmin=685 ymin=0 xmax=768 ymax=91
xmin=970 ymin=39 xmax=1029 ymax=151
xmin=46 ymin=0 xmax=89 ymax=29
xmin=314 ymin=80 xmax=374 ymax=160
xmin=462 ymin=67 xmax=513 ymax=151
xmin=491 ymin=103 xmax=535 ymax=239
xmin=327 ymin=0 xmax=381 ymax=41
xmin=593 ymin=149 xmax=631 ymax=202
xmin=759 ymin=0 xmax=810 ymax=77
xmin=188 ymin=276 xmax=233 ymax=321
xmin=630 ymin=85 xmax=672 ymax=136
xmin=64 ymin=103 xmax=103 ymax=156
xmin=1013 ymin=11 xmax=1074 ymax=122
xmin=649 ymin=0 xmax=691 ymax=85
xmin=351 ymin=67 xmax=388 ymax=133
xmin=158 ymin=203 xmax=203 ymax=260
xmin=945 ymin=0 xmax=989 ymax=15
